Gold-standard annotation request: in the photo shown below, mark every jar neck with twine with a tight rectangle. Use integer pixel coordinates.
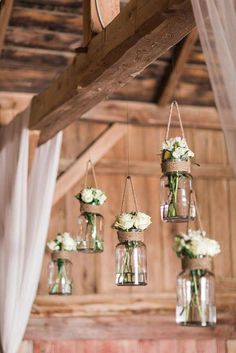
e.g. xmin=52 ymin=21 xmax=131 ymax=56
xmin=51 ymin=251 xmax=72 ymax=261
xmin=161 ymin=101 xmax=191 ymax=174
xmin=117 ymin=176 xmax=144 ymax=243
xmin=182 ymin=190 xmax=213 ymax=272
xmin=80 ymin=159 xmax=103 ymax=215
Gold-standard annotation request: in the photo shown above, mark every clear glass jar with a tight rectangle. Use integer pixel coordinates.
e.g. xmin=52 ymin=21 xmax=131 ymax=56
xmin=115 ymin=240 xmax=147 ymax=286
xmin=176 ymin=265 xmax=216 ymax=326
xmin=160 ymin=171 xmax=195 ymax=223
xmin=77 ymin=211 xmax=104 ymax=253
xmin=48 ymin=253 xmax=73 ymax=295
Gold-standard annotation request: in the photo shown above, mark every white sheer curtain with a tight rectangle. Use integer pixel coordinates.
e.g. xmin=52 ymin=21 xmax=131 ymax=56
xmin=0 ymin=107 xmax=62 ymax=353
xmin=191 ymin=0 xmax=236 ymax=174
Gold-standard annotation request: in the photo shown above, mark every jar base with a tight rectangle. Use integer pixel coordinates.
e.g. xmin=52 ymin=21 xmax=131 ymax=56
xmin=161 ymin=216 xmax=194 ymax=223
xmin=177 ymin=321 xmax=216 ymax=327
xmin=77 ymin=248 xmax=103 ymax=254
xmin=49 ymin=292 xmax=72 ymax=296
xmin=116 ymin=282 xmax=147 ymax=286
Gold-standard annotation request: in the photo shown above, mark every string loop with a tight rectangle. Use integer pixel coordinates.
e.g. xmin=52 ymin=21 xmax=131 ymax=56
xmin=120 ymin=176 xmax=139 ymax=213
xmin=83 ymin=159 xmax=98 ymax=189
xmin=165 ymin=101 xmax=185 ymax=140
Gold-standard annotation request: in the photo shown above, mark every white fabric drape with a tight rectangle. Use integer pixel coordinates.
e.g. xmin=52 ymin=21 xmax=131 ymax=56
xmin=0 ymin=107 xmax=62 ymax=353
xmin=191 ymin=0 xmax=236 ymax=174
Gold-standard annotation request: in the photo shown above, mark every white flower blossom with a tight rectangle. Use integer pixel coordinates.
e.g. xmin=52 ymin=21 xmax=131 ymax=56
xmin=174 ymin=229 xmax=221 ymax=258
xmin=114 ymin=213 xmax=134 ymax=231
xmin=134 ymin=212 xmax=152 ymax=231
xmin=77 ymin=187 xmax=107 ymax=205
xmin=161 ymin=136 xmax=194 ymax=161
xmin=81 ymin=188 xmax=94 ymax=203
xmin=47 ymin=232 xmax=77 ymax=252
xmin=113 ymin=212 xmax=151 ymax=232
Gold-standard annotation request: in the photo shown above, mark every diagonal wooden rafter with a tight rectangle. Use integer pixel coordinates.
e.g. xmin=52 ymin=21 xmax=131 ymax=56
xmin=157 ymin=27 xmax=198 ymax=106
xmin=26 ymin=0 xmax=195 ymax=145
xmin=0 ymin=0 xmax=14 ymax=55
xmin=53 ymin=123 xmax=127 ymax=205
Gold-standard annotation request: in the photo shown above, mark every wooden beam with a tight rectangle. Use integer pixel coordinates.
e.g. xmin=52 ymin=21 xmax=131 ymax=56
xmin=28 ymin=0 xmax=195 ymax=144
xmin=53 ymin=123 xmax=126 ymax=205
xmin=158 ymin=28 xmax=199 ymax=106
xmin=82 ymin=100 xmax=221 ymax=130
xmin=25 ymin=293 xmax=236 ymax=340
xmin=0 ymin=0 xmax=14 ymax=54
xmin=0 ymin=92 xmax=33 ymax=126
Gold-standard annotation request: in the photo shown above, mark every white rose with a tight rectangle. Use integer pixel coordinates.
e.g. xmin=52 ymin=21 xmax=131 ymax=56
xmin=62 ymin=233 xmax=76 ymax=251
xmin=134 ymin=212 xmax=152 ymax=231
xmin=172 ymin=147 xmax=185 ymax=159
xmin=56 ymin=234 xmax=62 ymax=242
xmin=81 ymin=188 xmax=94 ymax=203
xmin=115 ymin=213 xmax=134 ymax=231
xmin=47 ymin=240 xmax=57 ymax=251
xmin=187 ymin=150 xmax=194 ymax=158
xmin=162 ymin=138 xmax=174 ymax=151
xmin=205 ymin=239 xmax=221 ymax=257
xmin=175 ymin=137 xmax=187 ymax=148
xmin=94 ymin=189 xmax=107 ymax=205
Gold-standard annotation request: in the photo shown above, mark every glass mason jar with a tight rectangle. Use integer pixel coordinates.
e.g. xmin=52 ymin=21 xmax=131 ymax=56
xmin=77 ymin=208 xmax=104 ymax=253
xmin=176 ymin=257 xmax=216 ymax=327
xmin=48 ymin=252 xmax=73 ymax=295
xmin=115 ymin=231 xmax=147 ymax=286
xmin=160 ymin=170 xmax=195 ymax=223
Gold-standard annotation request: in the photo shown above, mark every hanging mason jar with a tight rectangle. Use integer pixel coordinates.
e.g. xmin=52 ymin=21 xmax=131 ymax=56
xmin=160 ymin=101 xmax=196 ymax=223
xmin=176 ymin=257 xmax=216 ymax=327
xmin=48 ymin=251 xmax=73 ymax=295
xmin=77 ymin=203 xmax=104 ymax=253
xmin=113 ymin=176 xmax=151 ymax=286
xmin=75 ymin=160 xmax=106 ymax=253
xmin=115 ymin=230 xmax=147 ymax=286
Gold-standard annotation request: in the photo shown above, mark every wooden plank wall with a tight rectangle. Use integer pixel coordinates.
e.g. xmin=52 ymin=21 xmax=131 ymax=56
xmin=20 ymin=338 xmax=236 ymax=353
xmin=39 ymin=120 xmax=236 ymax=295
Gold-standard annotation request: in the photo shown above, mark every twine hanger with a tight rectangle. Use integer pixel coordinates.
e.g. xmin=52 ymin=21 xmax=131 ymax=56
xmin=165 ymin=100 xmax=186 ymax=141
xmin=120 ymin=175 xmax=139 ymax=213
xmin=83 ymin=159 xmax=98 ymax=189
xmin=186 ymin=190 xmax=204 ymax=235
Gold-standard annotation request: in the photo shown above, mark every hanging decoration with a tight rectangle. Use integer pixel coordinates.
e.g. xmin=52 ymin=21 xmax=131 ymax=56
xmin=75 ymin=160 xmax=106 ymax=253
xmin=160 ymin=101 xmax=196 ymax=223
xmin=174 ymin=193 xmax=221 ymax=327
xmin=113 ymin=176 xmax=151 ymax=286
xmin=47 ymin=232 xmax=77 ymax=295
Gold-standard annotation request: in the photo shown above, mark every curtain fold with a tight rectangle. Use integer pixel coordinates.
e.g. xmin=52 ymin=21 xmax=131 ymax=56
xmin=0 ymin=107 xmax=62 ymax=353
xmin=191 ymin=0 xmax=236 ymax=174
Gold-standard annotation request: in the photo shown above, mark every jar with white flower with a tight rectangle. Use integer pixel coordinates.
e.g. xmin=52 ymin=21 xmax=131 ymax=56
xmin=75 ymin=160 xmax=106 ymax=253
xmin=160 ymin=101 xmax=196 ymax=223
xmin=113 ymin=176 xmax=151 ymax=286
xmin=47 ymin=232 xmax=77 ymax=295
xmin=174 ymin=229 xmax=220 ymax=327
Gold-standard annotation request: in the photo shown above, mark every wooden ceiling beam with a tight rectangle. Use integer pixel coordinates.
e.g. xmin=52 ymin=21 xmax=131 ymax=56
xmin=27 ymin=0 xmax=195 ymax=144
xmin=158 ymin=28 xmax=199 ymax=106
xmin=0 ymin=0 xmax=14 ymax=54
xmin=53 ymin=123 xmax=126 ymax=205
xmin=82 ymin=100 xmax=221 ymax=130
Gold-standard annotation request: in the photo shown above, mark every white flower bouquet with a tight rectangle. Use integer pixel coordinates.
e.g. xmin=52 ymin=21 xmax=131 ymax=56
xmin=174 ymin=229 xmax=220 ymax=325
xmin=113 ymin=211 xmax=152 ymax=232
xmin=113 ymin=212 xmax=151 ymax=285
xmin=75 ymin=187 xmax=107 ymax=205
xmin=47 ymin=232 xmax=77 ymax=252
xmin=162 ymin=137 xmax=194 ymax=162
xmin=47 ymin=232 xmax=77 ymax=295
xmin=75 ymin=188 xmax=107 ymax=252
xmin=174 ymin=229 xmax=221 ymax=259
xmin=161 ymin=137 xmax=195 ymax=221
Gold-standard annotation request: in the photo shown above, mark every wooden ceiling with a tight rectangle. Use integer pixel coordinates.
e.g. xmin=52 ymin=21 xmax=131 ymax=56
xmin=0 ymin=0 xmax=214 ymax=107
